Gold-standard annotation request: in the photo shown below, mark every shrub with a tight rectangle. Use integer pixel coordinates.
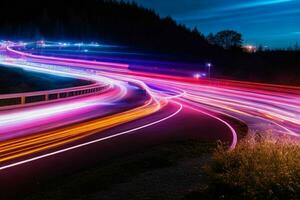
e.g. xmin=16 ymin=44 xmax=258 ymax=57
xmin=205 ymin=133 xmax=300 ymax=200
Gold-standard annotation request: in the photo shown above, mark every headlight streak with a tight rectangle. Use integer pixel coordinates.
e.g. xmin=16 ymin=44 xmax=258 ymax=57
xmin=6 ymin=46 xmax=129 ymax=69
xmin=111 ymin=72 xmax=300 ymax=133
xmin=0 ymin=45 xmax=171 ymax=164
xmin=122 ymin=75 xmax=300 ymax=132
xmin=0 ymin=101 xmax=182 ymax=171
xmin=0 ymin=41 xmax=299 ymax=170
xmin=0 ymin=97 xmax=165 ymax=163
xmin=8 ymin=43 xmax=300 ymax=134
xmin=0 ymin=88 xmax=125 ymax=129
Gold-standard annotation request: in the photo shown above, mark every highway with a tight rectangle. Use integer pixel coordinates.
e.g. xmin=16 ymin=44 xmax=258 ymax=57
xmin=0 ymin=41 xmax=299 ymax=195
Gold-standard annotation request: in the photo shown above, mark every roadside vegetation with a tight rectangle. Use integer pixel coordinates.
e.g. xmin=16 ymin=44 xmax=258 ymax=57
xmin=199 ymin=133 xmax=300 ymax=200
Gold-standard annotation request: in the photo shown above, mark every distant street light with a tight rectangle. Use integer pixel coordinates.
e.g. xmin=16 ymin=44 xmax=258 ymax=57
xmin=243 ymin=45 xmax=257 ymax=53
xmin=206 ymin=62 xmax=212 ymax=79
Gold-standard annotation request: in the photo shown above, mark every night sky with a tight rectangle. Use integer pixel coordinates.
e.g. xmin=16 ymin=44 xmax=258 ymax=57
xmin=130 ymin=0 xmax=300 ymax=48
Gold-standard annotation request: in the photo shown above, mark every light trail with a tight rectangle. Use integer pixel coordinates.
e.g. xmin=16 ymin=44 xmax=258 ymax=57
xmin=0 ymin=101 xmax=183 ymax=171
xmin=0 ymin=41 xmax=299 ymax=170
xmin=0 ymin=98 xmax=165 ymax=163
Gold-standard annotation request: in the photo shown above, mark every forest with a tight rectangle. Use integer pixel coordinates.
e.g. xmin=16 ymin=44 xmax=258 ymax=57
xmin=1 ymin=0 xmax=299 ymax=85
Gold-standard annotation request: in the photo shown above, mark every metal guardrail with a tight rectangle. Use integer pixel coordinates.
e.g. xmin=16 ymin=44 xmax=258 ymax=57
xmin=0 ymin=82 xmax=111 ymax=110
xmin=0 ymin=51 xmax=113 ymax=110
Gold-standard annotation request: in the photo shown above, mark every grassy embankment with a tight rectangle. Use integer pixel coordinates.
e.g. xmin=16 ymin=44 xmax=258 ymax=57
xmin=200 ymin=133 xmax=300 ymax=200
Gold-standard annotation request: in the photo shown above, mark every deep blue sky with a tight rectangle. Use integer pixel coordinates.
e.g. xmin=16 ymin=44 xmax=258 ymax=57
xmin=129 ymin=0 xmax=300 ymax=48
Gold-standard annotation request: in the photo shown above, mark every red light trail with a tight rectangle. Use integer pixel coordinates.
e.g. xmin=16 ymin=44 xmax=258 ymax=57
xmin=0 ymin=41 xmax=299 ymax=170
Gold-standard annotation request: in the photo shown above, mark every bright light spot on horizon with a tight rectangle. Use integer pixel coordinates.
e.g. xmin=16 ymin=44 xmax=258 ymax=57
xmin=243 ymin=45 xmax=257 ymax=53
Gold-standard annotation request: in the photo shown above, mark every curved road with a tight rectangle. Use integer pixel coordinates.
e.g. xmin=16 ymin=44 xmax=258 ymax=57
xmin=0 ymin=41 xmax=299 ymax=195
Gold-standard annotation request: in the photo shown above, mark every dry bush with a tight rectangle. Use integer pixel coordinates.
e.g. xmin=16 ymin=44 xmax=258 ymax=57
xmin=205 ymin=132 xmax=300 ymax=200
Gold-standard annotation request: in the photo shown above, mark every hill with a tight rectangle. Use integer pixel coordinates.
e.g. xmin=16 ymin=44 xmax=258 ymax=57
xmin=0 ymin=0 xmax=299 ymax=85
xmin=0 ymin=0 xmax=217 ymax=59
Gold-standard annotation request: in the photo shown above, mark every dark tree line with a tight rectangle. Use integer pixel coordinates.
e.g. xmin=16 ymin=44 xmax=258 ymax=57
xmin=207 ymin=30 xmax=243 ymax=49
xmin=0 ymin=0 xmax=299 ymax=85
xmin=0 ymin=0 xmax=216 ymax=58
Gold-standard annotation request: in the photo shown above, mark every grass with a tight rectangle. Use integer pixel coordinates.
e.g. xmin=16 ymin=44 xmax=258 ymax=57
xmin=198 ymin=132 xmax=300 ymax=200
